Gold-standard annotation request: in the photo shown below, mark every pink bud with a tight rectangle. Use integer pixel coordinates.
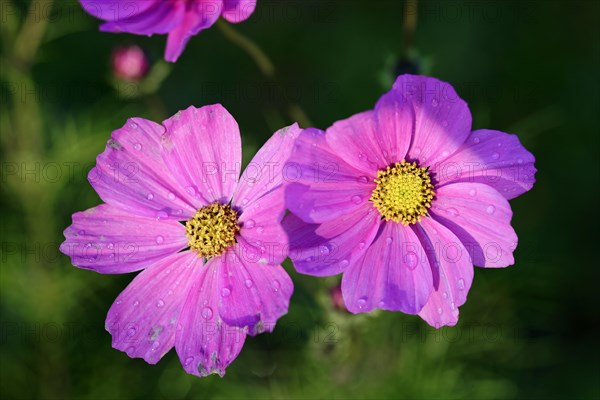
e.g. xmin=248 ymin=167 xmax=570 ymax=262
xmin=111 ymin=46 xmax=149 ymax=81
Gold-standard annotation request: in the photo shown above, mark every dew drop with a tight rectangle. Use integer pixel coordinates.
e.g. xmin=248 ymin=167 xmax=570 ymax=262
xmin=133 ymin=143 xmax=142 ymax=151
xmin=386 ymin=237 xmax=393 ymax=245
xmin=339 ymin=259 xmax=349 ymax=268
xmin=431 ymin=98 xmax=439 ymax=107
xmin=201 ymin=307 xmax=213 ymax=320
xmin=244 ymin=279 xmax=253 ymax=288
xmin=155 ymin=211 xmax=168 ymax=220
xmin=185 ymin=356 xmax=194 ymax=366
xmin=320 ymin=244 xmax=331 ymax=255
xmin=155 ymin=235 xmax=164 ymax=244
xmin=147 ymin=193 xmax=154 ymax=201
xmin=245 ymin=219 xmax=256 ymax=229
xmin=272 ymin=280 xmax=281 ymax=292
xmin=242 ymin=198 xmax=249 ymax=205
xmin=406 ymin=252 xmax=418 ymax=270
xmin=441 ymin=150 xmax=450 ymax=158
xmin=473 ymin=137 xmax=481 ymax=144
xmin=486 ymin=205 xmax=496 ymax=215
xmin=107 ymin=243 xmax=114 ymax=249
xmin=357 ymin=297 xmax=367 ymax=309
xmin=358 ymin=242 xmax=366 ymax=250
xmin=437 ymin=307 xmax=443 ymax=315
xmin=413 ymin=147 xmax=422 ymax=155
xmin=127 ymin=327 xmax=136 ymax=337
xmin=357 ymin=176 xmax=369 ymax=184
xmin=450 ymin=301 xmax=456 ymax=311
xmin=469 ymin=189 xmax=477 ymax=197
xmin=256 ymin=226 xmax=264 ymax=234
xmin=442 ymin=292 xmax=448 ymax=299
xmin=133 ymin=301 xmax=139 ymax=307
xmin=351 ymin=195 xmax=363 ymax=204
xmin=167 ymin=192 xmax=176 ymax=201
xmin=156 ymin=299 xmax=165 ymax=308
xmin=221 ymin=287 xmax=231 ymax=297
xmin=491 ymin=152 xmax=500 ymax=160
xmin=517 ymin=158 xmax=524 ymax=164
xmin=126 ymin=346 xmax=136 ymax=356
xmin=447 ymin=208 xmax=459 ymax=217
xmin=185 ymin=186 xmax=196 ymax=196
xmin=457 ymin=278 xmax=465 ymax=290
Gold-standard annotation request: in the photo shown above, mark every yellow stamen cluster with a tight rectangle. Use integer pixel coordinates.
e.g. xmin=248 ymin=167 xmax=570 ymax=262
xmin=185 ymin=202 xmax=240 ymax=258
xmin=370 ymin=161 xmax=435 ymax=225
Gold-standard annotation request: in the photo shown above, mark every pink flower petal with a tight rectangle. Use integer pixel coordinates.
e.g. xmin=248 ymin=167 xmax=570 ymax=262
xmin=325 ymin=111 xmax=389 ymax=174
xmin=431 ymin=182 xmax=517 ymax=268
xmin=105 ymin=251 xmax=199 ymax=364
xmin=99 ymin=1 xmax=185 ymax=35
xmin=90 ymin=117 xmax=197 ymax=220
xmin=222 ymin=0 xmax=257 ymax=23
xmin=60 ymin=204 xmax=187 ymax=274
xmin=373 ymin=87 xmax=415 ymax=164
xmin=237 ymin=190 xmax=289 ymax=265
xmin=165 ymin=1 xmax=223 ymax=62
xmin=391 ymin=75 xmax=472 ymax=166
xmin=341 ymin=222 xmax=433 ymax=314
xmin=414 ymin=217 xmax=474 ymax=328
xmin=80 ymin=0 xmax=157 ymax=22
xmin=161 ymin=105 xmax=242 ymax=205
xmin=215 ymin=249 xmax=293 ymax=335
xmin=176 ymin=260 xmax=247 ymax=377
xmin=285 ymin=128 xmax=376 ymax=223
xmin=433 ymin=129 xmax=537 ymax=200
xmin=284 ymin=205 xmax=381 ymax=277
xmin=233 ymin=124 xmax=302 ymax=210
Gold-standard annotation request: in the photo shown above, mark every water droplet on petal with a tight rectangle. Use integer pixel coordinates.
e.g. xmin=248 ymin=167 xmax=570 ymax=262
xmin=272 ymin=280 xmax=281 ymax=292
xmin=431 ymin=98 xmax=439 ymax=107
xmin=320 ymin=244 xmax=331 ymax=255
xmin=491 ymin=152 xmax=500 ymax=160
xmin=517 ymin=158 xmax=524 ymax=164
xmin=167 ymin=192 xmax=176 ymax=201
xmin=469 ymin=189 xmax=477 ymax=197
xmin=473 ymin=137 xmax=481 ymax=144
xmin=357 ymin=297 xmax=367 ymax=309
xmin=156 ymin=299 xmax=165 ymax=308
xmin=245 ymin=219 xmax=256 ymax=229
xmin=457 ymin=278 xmax=465 ymax=290
xmin=151 ymin=340 xmax=160 ymax=350
xmin=185 ymin=356 xmax=194 ymax=366
xmin=126 ymin=346 xmax=135 ymax=356
xmin=127 ymin=327 xmax=136 ymax=337
xmin=133 ymin=301 xmax=139 ymax=307
xmin=107 ymin=243 xmax=114 ymax=249
xmin=242 ymin=198 xmax=249 ymax=205
xmin=256 ymin=226 xmax=264 ymax=234
xmin=201 ymin=307 xmax=213 ymax=320
xmin=351 ymin=195 xmax=363 ymax=204
xmin=357 ymin=176 xmax=369 ymax=184
xmin=386 ymin=237 xmax=393 ymax=245
xmin=185 ymin=186 xmax=196 ymax=196
xmin=133 ymin=143 xmax=142 ymax=151
xmin=406 ymin=252 xmax=418 ymax=270
xmin=147 ymin=193 xmax=154 ymax=201
xmin=155 ymin=235 xmax=164 ymax=244
xmin=339 ymin=259 xmax=349 ymax=268
xmin=442 ymin=292 xmax=448 ymax=299
xmin=244 ymin=279 xmax=253 ymax=288
xmin=221 ymin=287 xmax=231 ymax=297
xmin=447 ymin=208 xmax=459 ymax=217
xmin=437 ymin=307 xmax=443 ymax=315
xmin=441 ymin=150 xmax=450 ymax=158
xmin=486 ymin=205 xmax=496 ymax=215
xmin=155 ymin=211 xmax=168 ymax=220
xmin=358 ymin=242 xmax=366 ymax=249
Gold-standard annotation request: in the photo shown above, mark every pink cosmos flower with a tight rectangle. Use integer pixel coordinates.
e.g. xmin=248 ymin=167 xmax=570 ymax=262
xmin=60 ymin=104 xmax=299 ymax=376
xmin=80 ymin=0 xmax=257 ymax=62
xmin=283 ymin=75 xmax=536 ymax=328
xmin=111 ymin=45 xmax=150 ymax=81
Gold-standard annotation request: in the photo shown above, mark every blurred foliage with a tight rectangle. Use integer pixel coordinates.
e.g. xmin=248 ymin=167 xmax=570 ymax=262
xmin=1 ymin=0 xmax=599 ymax=399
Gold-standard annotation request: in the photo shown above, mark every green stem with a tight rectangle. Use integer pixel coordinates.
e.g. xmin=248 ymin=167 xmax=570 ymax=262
xmin=402 ymin=0 xmax=419 ymax=58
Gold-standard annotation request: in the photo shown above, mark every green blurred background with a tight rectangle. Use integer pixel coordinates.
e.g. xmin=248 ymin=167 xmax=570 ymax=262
xmin=1 ymin=0 xmax=599 ymax=399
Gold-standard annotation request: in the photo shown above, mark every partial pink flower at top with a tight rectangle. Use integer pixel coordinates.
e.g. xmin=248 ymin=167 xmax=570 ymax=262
xmin=283 ymin=75 xmax=536 ymax=328
xmin=111 ymin=45 xmax=149 ymax=80
xmin=81 ymin=0 xmax=257 ymax=62
xmin=60 ymin=104 xmax=300 ymax=377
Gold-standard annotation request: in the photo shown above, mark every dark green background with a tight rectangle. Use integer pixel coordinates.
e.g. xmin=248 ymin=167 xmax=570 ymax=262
xmin=1 ymin=0 xmax=599 ymax=399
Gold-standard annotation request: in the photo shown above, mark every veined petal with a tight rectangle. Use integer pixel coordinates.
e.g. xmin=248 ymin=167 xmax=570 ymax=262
xmin=60 ymin=204 xmax=187 ymax=274
xmin=341 ymin=222 xmax=433 ymax=314
xmin=391 ymin=75 xmax=472 ymax=166
xmin=373 ymin=88 xmax=415 ymax=164
xmin=285 ymin=128 xmax=375 ymax=224
xmin=284 ymin=206 xmax=381 ymax=277
xmin=216 ymin=250 xmax=293 ymax=335
xmin=105 ymin=252 xmax=199 ymax=364
xmin=433 ymin=129 xmax=537 ymax=200
xmin=161 ymin=105 xmax=242 ymax=204
xmin=414 ymin=217 xmax=474 ymax=328
xmin=80 ymin=0 xmax=157 ymax=22
xmin=431 ymin=182 xmax=517 ymax=268
xmin=233 ymin=124 xmax=302 ymax=209
xmin=99 ymin=1 xmax=185 ymax=35
xmin=89 ymin=117 xmax=197 ymax=220
xmin=176 ymin=260 xmax=247 ymax=377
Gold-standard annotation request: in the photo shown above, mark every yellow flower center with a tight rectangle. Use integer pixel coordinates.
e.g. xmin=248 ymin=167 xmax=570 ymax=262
xmin=370 ymin=161 xmax=435 ymax=225
xmin=185 ymin=202 xmax=240 ymax=258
